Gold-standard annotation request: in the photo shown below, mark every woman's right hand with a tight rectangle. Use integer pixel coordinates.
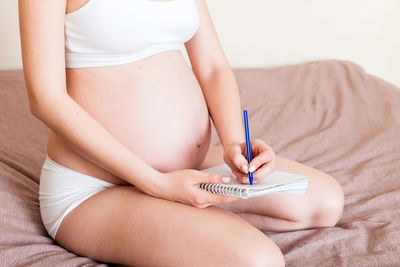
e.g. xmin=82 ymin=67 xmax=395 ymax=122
xmin=143 ymin=169 xmax=242 ymax=208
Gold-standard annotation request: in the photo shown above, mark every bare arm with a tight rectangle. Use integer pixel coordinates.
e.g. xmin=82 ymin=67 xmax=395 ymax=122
xmin=18 ymin=0 xmax=241 ymax=208
xmin=185 ymin=0 xmax=245 ymax=149
xmin=18 ymin=0 xmax=160 ymax=195
xmin=185 ymin=1 xmax=277 ymax=182
xmin=196 ymin=67 xmax=245 ymax=149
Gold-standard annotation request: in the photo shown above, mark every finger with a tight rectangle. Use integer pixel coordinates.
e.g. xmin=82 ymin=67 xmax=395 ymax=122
xmin=234 ymin=159 xmax=274 ymax=184
xmin=199 ymin=173 xmax=231 ymax=185
xmin=251 ymin=139 xmax=275 ymax=157
xmin=230 ymin=170 xmax=244 ymax=180
xmin=230 ymin=149 xmax=251 ymax=175
xmin=240 ymin=159 xmax=274 ymax=184
xmin=192 ymin=194 xmax=210 ymax=208
xmin=252 ymin=140 xmax=276 ymax=162
xmin=241 ymin=176 xmax=250 ymax=184
xmin=229 ymin=169 xmax=248 ymax=184
xmin=197 ymin=175 xmax=243 ymax=204
xmin=252 ymin=160 xmax=274 ymax=183
xmin=233 ymin=172 xmax=250 ymax=184
xmin=223 ymin=145 xmax=247 ymax=174
xmin=248 ymin=148 xmax=275 ymax=173
xmin=193 ymin=189 xmax=233 ymax=208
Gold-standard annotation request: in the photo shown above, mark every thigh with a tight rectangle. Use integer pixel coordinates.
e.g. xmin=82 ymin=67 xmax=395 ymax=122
xmin=217 ymin=156 xmax=343 ymax=219
xmin=55 ymin=185 xmax=284 ymax=267
xmin=203 ymin=146 xmax=344 ymax=227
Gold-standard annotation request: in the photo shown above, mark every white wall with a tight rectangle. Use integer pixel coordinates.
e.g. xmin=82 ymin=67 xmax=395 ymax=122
xmin=0 ymin=0 xmax=21 ymax=70
xmin=202 ymin=0 xmax=400 ymax=88
xmin=2 ymin=0 xmax=400 ymax=88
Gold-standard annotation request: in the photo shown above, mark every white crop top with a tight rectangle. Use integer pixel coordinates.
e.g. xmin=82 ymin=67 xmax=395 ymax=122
xmin=64 ymin=0 xmax=200 ymax=68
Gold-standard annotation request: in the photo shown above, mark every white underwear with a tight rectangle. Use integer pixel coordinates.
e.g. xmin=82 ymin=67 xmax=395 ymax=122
xmin=39 ymin=154 xmax=117 ymax=240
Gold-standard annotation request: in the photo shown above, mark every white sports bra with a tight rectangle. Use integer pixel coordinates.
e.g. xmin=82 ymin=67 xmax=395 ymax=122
xmin=64 ymin=0 xmax=200 ymax=68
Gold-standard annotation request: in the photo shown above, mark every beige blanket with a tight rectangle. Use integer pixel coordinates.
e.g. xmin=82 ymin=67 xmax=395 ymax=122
xmin=1 ymin=60 xmax=399 ymax=266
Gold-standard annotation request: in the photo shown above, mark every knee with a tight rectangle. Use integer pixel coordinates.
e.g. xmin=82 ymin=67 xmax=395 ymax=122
xmin=311 ymin=175 xmax=344 ymax=227
xmin=228 ymin=234 xmax=285 ymax=267
xmin=252 ymin=242 xmax=285 ymax=267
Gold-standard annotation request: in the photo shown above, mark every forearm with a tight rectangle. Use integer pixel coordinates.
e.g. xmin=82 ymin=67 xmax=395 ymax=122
xmin=200 ymin=67 xmax=246 ymax=148
xmin=32 ymin=93 xmax=161 ymax=194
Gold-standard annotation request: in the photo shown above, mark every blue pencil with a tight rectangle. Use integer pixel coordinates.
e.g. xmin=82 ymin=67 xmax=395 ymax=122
xmin=243 ymin=110 xmax=253 ymax=185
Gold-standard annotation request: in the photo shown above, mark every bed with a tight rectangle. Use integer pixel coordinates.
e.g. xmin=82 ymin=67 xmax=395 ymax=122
xmin=1 ymin=60 xmax=399 ymax=266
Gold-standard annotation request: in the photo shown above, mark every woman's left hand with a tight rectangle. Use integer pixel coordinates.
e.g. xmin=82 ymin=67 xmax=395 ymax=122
xmin=223 ymin=138 xmax=276 ymax=184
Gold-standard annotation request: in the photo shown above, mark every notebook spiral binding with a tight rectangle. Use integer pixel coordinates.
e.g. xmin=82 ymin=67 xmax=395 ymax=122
xmin=199 ymin=183 xmax=249 ymax=199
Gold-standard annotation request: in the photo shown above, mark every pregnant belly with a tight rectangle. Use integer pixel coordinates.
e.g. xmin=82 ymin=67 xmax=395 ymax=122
xmin=47 ymin=50 xmax=211 ymax=184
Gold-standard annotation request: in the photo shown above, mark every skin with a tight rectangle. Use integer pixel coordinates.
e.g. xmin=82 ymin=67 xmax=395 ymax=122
xmin=18 ymin=0 xmax=344 ymax=266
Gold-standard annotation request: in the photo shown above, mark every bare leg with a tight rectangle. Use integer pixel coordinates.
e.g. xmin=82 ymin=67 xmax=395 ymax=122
xmin=55 ymin=186 xmax=285 ymax=267
xmin=197 ymin=145 xmax=344 ymax=232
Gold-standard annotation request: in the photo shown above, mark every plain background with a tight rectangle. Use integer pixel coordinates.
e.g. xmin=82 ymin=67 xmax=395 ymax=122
xmin=1 ymin=0 xmax=399 ymax=88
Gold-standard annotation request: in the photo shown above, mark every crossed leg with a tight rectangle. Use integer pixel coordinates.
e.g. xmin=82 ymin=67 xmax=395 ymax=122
xmin=55 ymin=181 xmax=285 ymax=267
xmin=197 ymin=145 xmax=345 ymax=232
xmin=54 ymin=145 xmax=343 ymax=266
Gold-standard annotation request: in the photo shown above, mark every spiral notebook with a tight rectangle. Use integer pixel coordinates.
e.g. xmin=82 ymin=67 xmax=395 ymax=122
xmin=199 ymin=164 xmax=308 ymax=199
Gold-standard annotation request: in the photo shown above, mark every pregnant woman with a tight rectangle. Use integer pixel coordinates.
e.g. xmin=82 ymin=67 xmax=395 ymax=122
xmin=18 ymin=0 xmax=344 ymax=266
